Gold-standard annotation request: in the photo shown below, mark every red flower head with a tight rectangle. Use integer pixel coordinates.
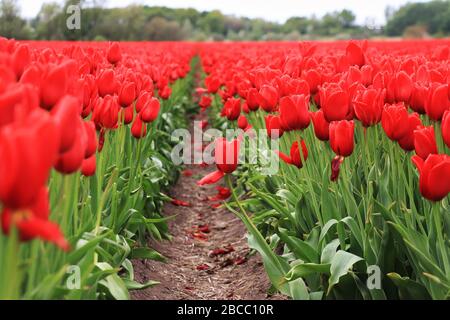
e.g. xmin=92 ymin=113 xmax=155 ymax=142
xmin=81 ymin=155 xmax=96 ymax=177
xmin=329 ymin=120 xmax=355 ymax=157
xmin=159 ymin=86 xmax=172 ymax=99
xmin=259 ymin=85 xmax=279 ymax=112
xmin=279 ymin=95 xmax=310 ymax=131
xmin=135 ymin=91 xmax=151 ymax=113
xmin=353 ymin=88 xmax=385 ymax=127
xmin=409 ymin=82 xmax=428 ymax=114
xmin=424 ymin=83 xmax=449 ymax=121
xmin=388 ymin=71 xmax=413 ymax=103
xmin=205 ymin=76 xmax=221 ymax=93
xmin=199 ymin=95 xmax=212 ymax=110
xmin=310 ymin=109 xmax=330 ymax=141
xmin=122 ymin=105 xmax=134 ymax=125
xmin=0 ymin=109 xmax=60 ymax=209
xmin=131 ymin=116 xmax=147 ymax=139
xmin=41 ymin=64 xmax=68 ymax=110
xmin=107 ymin=42 xmax=122 ymax=65
xmin=1 ymin=187 xmax=69 ymax=251
xmin=55 ymin=119 xmax=87 ymax=174
xmin=223 ymin=97 xmax=241 ymax=121
xmin=381 ymin=103 xmax=410 ymax=141
xmin=265 ymin=115 xmax=284 ymax=139
xmin=246 ymin=88 xmax=260 ymax=111
xmin=118 ymin=82 xmax=136 ymax=108
xmin=140 ymin=97 xmax=160 ymax=123
xmin=215 ymin=137 xmax=241 ymax=174
xmin=237 ymin=115 xmax=249 ymax=130
xmin=97 ymin=69 xmax=117 ymax=97
xmin=412 ymin=154 xmax=450 ymax=202
xmin=442 ymin=110 xmax=450 ymax=149
xmin=414 ymin=126 xmax=438 ymax=160
xmin=346 ymin=42 xmax=365 ymax=67
xmin=319 ymin=83 xmax=350 ymax=122
xmin=398 ymin=112 xmax=422 ymax=152
xmin=51 ymin=95 xmax=82 ymax=153
xmin=277 ymin=140 xmax=308 ymax=168
xmin=83 ymin=120 xmax=98 ymax=159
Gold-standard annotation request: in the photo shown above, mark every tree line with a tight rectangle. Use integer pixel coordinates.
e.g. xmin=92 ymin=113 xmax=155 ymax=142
xmin=0 ymin=0 xmax=449 ymax=41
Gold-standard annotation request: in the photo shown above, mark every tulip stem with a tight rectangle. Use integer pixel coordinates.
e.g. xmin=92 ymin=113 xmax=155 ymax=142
xmin=432 ymin=203 xmax=450 ymax=277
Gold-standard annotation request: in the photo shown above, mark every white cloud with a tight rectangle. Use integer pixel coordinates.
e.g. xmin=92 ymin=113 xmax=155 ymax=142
xmin=19 ymin=0 xmax=428 ymax=25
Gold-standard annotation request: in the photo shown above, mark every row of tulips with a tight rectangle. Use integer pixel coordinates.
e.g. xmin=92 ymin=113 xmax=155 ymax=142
xmin=197 ymin=40 xmax=450 ymax=299
xmin=0 ymin=39 xmax=196 ymax=299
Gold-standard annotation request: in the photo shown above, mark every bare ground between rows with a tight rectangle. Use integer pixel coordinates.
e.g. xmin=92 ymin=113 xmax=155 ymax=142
xmin=131 ymin=114 xmax=285 ymax=300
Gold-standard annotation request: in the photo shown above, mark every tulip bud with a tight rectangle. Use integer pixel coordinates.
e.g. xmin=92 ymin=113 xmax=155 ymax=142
xmin=329 ymin=120 xmax=355 ymax=157
xmin=412 ymin=154 xmax=450 ymax=201
xmin=414 ymin=126 xmax=438 ymax=160
xmin=107 ymin=42 xmax=122 ymax=65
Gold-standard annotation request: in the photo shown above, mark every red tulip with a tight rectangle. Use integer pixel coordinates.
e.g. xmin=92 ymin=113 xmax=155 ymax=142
xmin=55 ymin=120 xmax=87 ymax=174
xmin=311 ymin=109 xmax=330 ymax=141
xmin=1 ymin=187 xmax=69 ymax=250
xmin=319 ymin=83 xmax=350 ymax=122
xmin=414 ymin=126 xmax=438 ymax=160
xmin=390 ymin=71 xmax=413 ymax=103
xmin=83 ymin=121 xmax=97 ymax=159
xmin=246 ymin=88 xmax=260 ymax=111
xmin=12 ymin=44 xmax=31 ymax=79
xmin=131 ymin=116 xmax=147 ymax=139
xmin=81 ymin=155 xmax=96 ymax=177
xmin=107 ymin=42 xmax=122 ymax=65
xmin=424 ymin=83 xmax=449 ymax=121
xmin=412 ymin=154 xmax=450 ymax=201
xmin=51 ymin=95 xmax=81 ymax=153
xmin=329 ymin=120 xmax=355 ymax=157
xmin=205 ymin=76 xmax=221 ymax=93
xmin=237 ymin=115 xmax=249 ymax=130
xmin=159 ymin=86 xmax=171 ymax=99
xmin=97 ymin=69 xmax=117 ymax=97
xmin=41 ymin=64 xmax=68 ymax=110
xmin=223 ymin=97 xmax=241 ymax=121
xmin=277 ymin=140 xmax=308 ymax=168
xmin=381 ymin=103 xmax=410 ymax=141
xmin=346 ymin=42 xmax=365 ymax=67
xmin=265 ymin=115 xmax=284 ymax=139
xmin=140 ymin=97 xmax=160 ymax=123
xmin=118 ymin=82 xmax=136 ymax=108
xmin=215 ymin=137 xmax=241 ymax=174
xmin=135 ymin=91 xmax=151 ymax=113
xmin=353 ymin=88 xmax=385 ymax=127
xmin=199 ymin=95 xmax=212 ymax=110
xmin=122 ymin=105 xmax=134 ymax=124
xmin=409 ymin=83 xmax=427 ymax=114
xmin=0 ymin=109 xmax=60 ymax=209
xmin=279 ymin=95 xmax=310 ymax=131
xmin=442 ymin=110 xmax=450 ymax=149
xmin=398 ymin=113 xmax=422 ymax=151
xmin=259 ymin=85 xmax=279 ymax=112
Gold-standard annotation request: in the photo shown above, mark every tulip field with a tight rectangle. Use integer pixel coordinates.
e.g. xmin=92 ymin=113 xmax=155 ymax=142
xmin=0 ymin=38 xmax=449 ymax=300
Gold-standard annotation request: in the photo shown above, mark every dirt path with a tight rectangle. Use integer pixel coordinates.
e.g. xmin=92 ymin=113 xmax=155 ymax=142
xmin=131 ymin=113 xmax=284 ymax=300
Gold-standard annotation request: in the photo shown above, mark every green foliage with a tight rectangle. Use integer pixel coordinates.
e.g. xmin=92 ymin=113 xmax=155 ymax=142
xmin=386 ymin=0 xmax=450 ymax=36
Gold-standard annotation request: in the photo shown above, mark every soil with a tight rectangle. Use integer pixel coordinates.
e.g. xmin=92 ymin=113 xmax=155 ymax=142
xmin=131 ymin=113 xmax=285 ymax=300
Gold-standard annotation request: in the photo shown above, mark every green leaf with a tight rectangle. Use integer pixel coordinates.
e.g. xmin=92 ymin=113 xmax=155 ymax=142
xmin=387 ymin=273 xmax=432 ymax=300
xmin=131 ymin=248 xmax=166 ymax=262
xmin=124 ymin=279 xmax=159 ymax=290
xmin=328 ymin=250 xmax=363 ymax=294
xmin=285 ymin=263 xmax=331 ymax=282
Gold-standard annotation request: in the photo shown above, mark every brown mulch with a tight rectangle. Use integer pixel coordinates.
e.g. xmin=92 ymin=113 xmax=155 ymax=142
xmin=131 ymin=113 xmax=286 ymax=300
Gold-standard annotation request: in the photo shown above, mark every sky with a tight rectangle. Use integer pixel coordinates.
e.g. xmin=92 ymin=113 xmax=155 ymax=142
xmin=19 ymin=0 xmax=428 ymax=25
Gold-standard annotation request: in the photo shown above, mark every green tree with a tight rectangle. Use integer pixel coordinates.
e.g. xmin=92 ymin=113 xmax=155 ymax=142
xmin=0 ymin=0 xmax=30 ymax=39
